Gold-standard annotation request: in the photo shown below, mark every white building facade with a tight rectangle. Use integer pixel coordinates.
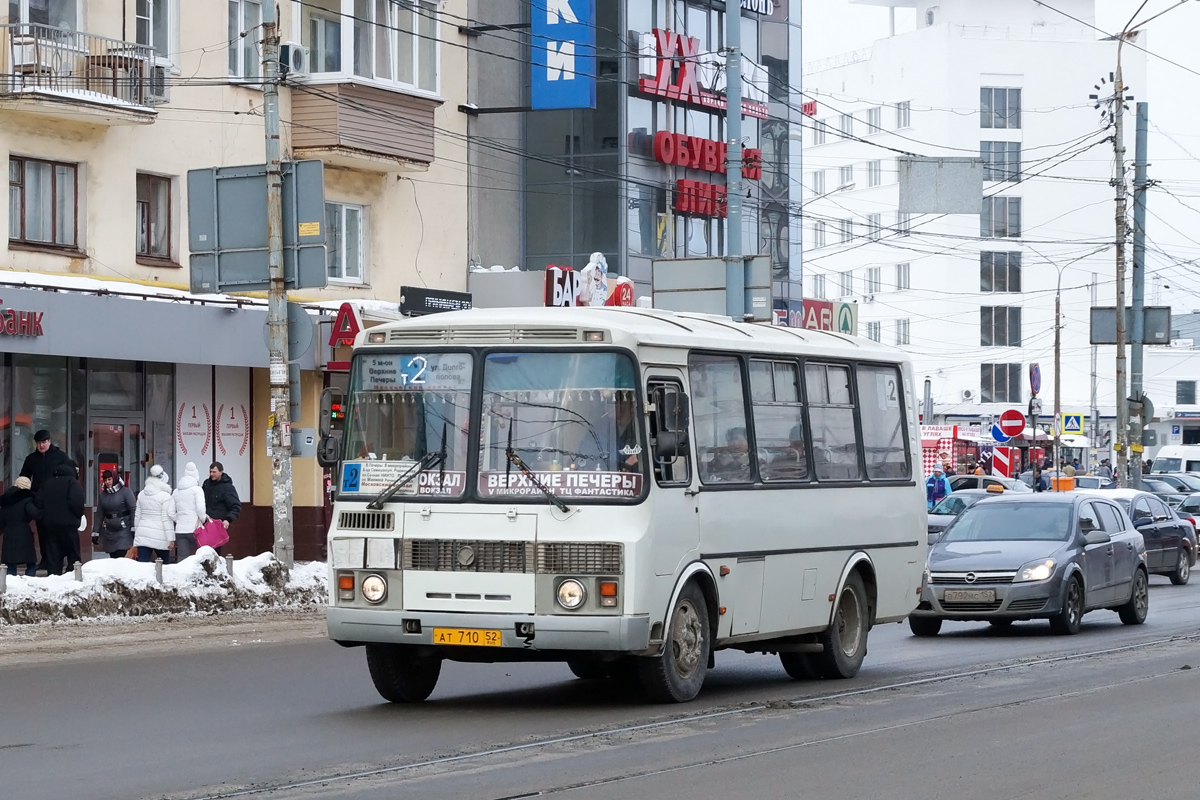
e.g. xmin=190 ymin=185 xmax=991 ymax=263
xmin=803 ymin=0 xmax=1147 ymax=461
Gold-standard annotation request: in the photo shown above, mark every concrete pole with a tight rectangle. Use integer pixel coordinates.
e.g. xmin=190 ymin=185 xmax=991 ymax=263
xmin=263 ymin=1 xmax=294 ymax=566
xmin=1112 ymin=62 xmax=1129 ymax=487
xmin=1090 ymin=273 xmax=1098 ymax=473
xmin=724 ymin=4 xmax=744 ymax=321
xmin=1054 ymin=283 xmax=1061 ymax=488
xmin=1129 ymin=102 xmax=1149 ymax=491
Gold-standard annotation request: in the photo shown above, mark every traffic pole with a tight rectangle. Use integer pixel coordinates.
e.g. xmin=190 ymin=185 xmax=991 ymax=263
xmin=1112 ymin=60 xmax=1129 ymax=487
xmin=1129 ymin=102 xmax=1149 ymax=491
xmin=724 ymin=3 xmax=744 ymax=321
xmin=262 ymin=1 xmax=294 ymax=567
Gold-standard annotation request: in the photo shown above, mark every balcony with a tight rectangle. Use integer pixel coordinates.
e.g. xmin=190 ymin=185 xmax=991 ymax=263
xmin=291 ymin=83 xmax=437 ymax=173
xmin=0 ymin=24 xmax=163 ymax=126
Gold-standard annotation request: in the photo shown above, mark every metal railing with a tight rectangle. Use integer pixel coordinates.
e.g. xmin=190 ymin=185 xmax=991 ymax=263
xmin=1 ymin=23 xmax=164 ymax=108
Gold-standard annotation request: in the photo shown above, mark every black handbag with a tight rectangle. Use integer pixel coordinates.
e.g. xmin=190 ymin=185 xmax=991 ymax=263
xmin=104 ymin=516 xmax=127 ymax=534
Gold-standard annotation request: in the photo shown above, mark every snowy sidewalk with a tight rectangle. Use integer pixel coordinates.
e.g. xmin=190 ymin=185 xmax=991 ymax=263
xmin=0 ymin=547 xmax=328 ymax=625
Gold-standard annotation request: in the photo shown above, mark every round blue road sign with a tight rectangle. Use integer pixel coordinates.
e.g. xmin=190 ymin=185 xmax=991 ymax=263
xmin=992 ymin=423 xmax=1011 ymax=443
xmin=1029 ymin=363 xmax=1042 ymax=396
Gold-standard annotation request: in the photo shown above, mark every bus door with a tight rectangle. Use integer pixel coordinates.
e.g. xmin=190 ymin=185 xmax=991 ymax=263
xmin=646 ymin=374 xmax=699 ymax=577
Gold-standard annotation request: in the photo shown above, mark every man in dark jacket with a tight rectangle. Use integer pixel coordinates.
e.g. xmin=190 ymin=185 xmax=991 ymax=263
xmin=36 ymin=461 xmax=85 ymax=575
xmin=203 ymin=461 xmax=242 ymax=533
xmin=20 ymin=429 xmax=69 ymax=493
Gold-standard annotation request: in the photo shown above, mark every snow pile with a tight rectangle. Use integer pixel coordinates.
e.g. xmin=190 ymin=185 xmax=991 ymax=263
xmin=0 ymin=548 xmax=328 ymax=625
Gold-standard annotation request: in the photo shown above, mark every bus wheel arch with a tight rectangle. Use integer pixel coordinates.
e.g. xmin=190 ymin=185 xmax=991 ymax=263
xmin=829 ymin=554 xmax=878 ymax=629
xmin=639 ymin=575 xmax=713 ymax=703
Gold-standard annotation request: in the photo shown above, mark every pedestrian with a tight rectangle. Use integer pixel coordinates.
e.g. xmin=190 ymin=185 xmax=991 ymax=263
xmin=972 ymin=461 xmax=985 ymax=476
xmin=1143 ymin=459 xmax=1153 ymax=475
xmin=171 ymin=462 xmax=206 ymax=561
xmin=19 ymin=429 xmax=68 ymax=493
xmin=1035 ymin=470 xmax=1050 ymax=492
xmin=35 ymin=461 xmax=86 ymax=575
xmin=133 ymin=464 xmax=176 ymax=563
xmin=92 ymin=469 xmax=136 ymax=561
xmin=203 ymin=462 xmax=242 ymax=554
xmin=1098 ymin=459 xmax=1113 ymax=479
xmin=1 ymin=476 xmax=41 ymax=577
xmin=926 ymin=464 xmax=951 ymax=510
xmin=1062 ymin=461 xmax=1076 ymax=478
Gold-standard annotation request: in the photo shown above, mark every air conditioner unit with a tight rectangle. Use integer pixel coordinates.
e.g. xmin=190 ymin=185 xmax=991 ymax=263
xmin=148 ymin=65 xmax=169 ymax=103
xmin=961 ymin=388 xmax=975 ymax=401
xmin=280 ymin=42 xmax=309 ymax=79
xmin=862 ymin=293 xmax=876 ymax=303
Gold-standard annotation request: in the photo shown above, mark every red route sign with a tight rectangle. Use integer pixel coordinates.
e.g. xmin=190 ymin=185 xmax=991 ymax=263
xmin=998 ymin=409 xmax=1026 ymax=438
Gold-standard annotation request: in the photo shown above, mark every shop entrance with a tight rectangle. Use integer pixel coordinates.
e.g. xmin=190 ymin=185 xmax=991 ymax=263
xmin=89 ymin=419 xmax=143 ymax=499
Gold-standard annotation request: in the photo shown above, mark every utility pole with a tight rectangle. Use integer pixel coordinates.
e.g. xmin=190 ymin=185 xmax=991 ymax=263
xmin=1111 ymin=59 xmax=1129 ymax=488
xmin=262 ymin=1 xmax=294 ymax=567
xmin=1090 ymin=273 xmax=1098 ymax=473
xmin=1129 ymin=102 xmax=1149 ymax=491
xmin=724 ymin=4 xmax=744 ymax=321
xmin=1053 ymin=279 xmax=1061 ymax=488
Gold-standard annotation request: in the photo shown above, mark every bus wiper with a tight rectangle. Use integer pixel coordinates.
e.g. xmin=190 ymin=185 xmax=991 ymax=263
xmin=367 ymin=450 xmax=443 ymax=510
xmin=505 ymin=446 xmax=571 ymax=513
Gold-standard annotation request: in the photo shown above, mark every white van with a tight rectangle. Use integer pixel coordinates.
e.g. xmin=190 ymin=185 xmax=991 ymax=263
xmin=1151 ymin=445 xmax=1200 ymax=474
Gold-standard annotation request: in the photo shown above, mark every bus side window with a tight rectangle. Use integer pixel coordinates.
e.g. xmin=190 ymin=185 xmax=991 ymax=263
xmin=648 ymin=379 xmax=692 ymax=486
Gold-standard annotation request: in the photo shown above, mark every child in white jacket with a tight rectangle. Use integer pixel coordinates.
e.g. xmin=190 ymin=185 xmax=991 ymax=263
xmin=172 ymin=462 xmax=207 ymax=561
xmin=133 ymin=464 xmax=176 ymax=563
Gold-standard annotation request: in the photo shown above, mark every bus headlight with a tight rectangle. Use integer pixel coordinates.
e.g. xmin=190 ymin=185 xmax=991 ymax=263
xmin=361 ymin=574 xmax=388 ymax=603
xmin=556 ymin=579 xmax=586 ymax=610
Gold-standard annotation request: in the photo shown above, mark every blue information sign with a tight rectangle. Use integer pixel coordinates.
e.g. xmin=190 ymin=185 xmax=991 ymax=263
xmin=530 ymin=0 xmax=596 ymax=110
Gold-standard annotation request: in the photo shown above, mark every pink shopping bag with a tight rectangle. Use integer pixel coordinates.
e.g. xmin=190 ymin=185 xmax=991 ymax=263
xmin=196 ymin=519 xmax=230 ymax=549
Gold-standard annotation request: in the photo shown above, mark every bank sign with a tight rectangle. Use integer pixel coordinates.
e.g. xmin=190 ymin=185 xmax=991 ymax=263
xmin=530 ymin=0 xmax=596 ymax=110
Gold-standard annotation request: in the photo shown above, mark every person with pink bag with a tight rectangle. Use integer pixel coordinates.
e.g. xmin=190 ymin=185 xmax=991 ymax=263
xmin=201 ymin=462 xmax=240 ymax=553
xmin=171 ymin=462 xmax=206 ymax=561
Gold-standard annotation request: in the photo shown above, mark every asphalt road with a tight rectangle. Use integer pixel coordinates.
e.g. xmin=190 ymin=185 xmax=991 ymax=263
xmin=2 ymin=574 xmax=1199 ymax=800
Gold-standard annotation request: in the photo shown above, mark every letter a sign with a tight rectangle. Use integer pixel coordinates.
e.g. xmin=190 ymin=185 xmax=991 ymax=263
xmin=329 ymin=302 xmax=362 ymax=347
xmin=530 ymin=0 xmax=596 ymax=109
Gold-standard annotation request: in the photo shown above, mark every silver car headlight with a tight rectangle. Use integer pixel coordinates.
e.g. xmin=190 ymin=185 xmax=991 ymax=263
xmin=1014 ymin=559 xmax=1056 ymax=583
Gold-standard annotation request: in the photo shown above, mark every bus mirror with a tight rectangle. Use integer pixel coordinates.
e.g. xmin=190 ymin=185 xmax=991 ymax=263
xmin=658 ymin=391 xmax=690 ymax=434
xmin=319 ymin=387 xmax=345 ymax=438
xmin=317 ymin=434 xmax=342 ymax=469
xmin=655 ymin=432 xmax=686 ymax=460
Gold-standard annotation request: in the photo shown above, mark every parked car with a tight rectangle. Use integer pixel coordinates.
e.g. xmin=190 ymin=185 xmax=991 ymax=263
xmin=909 ymin=493 xmax=1149 ymax=636
xmin=1174 ymin=506 xmax=1196 ymax=540
xmin=948 ymin=475 xmax=1031 ymax=493
xmin=927 ymin=489 xmax=996 ymax=545
xmin=1179 ymin=493 xmax=1200 ymax=516
xmin=1151 ymin=473 xmax=1200 ymax=494
xmin=1072 ymin=475 xmax=1118 ymax=490
xmin=1139 ymin=478 xmax=1187 ymax=509
xmin=1097 ymin=489 xmax=1195 ymax=584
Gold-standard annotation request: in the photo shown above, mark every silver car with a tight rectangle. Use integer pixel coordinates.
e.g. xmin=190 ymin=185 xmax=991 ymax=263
xmin=909 ymin=494 xmax=1149 ymax=636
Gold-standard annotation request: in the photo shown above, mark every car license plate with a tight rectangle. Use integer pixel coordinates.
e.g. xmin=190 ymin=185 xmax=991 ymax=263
xmin=943 ymin=589 xmax=996 ymax=603
xmin=432 ymin=627 xmax=502 ymax=647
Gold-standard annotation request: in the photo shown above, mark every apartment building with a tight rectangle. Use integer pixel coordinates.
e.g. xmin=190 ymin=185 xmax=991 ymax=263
xmin=803 ymin=0 xmax=1147 ymax=457
xmin=0 ymin=0 xmax=469 ymax=559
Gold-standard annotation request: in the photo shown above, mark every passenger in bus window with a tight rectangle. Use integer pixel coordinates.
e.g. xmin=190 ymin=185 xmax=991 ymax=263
xmin=596 ymin=393 xmax=641 ymax=472
xmin=707 ymin=427 xmax=751 ymax=482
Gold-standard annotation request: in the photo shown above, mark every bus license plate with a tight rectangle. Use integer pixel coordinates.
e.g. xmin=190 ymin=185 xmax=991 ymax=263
xmin=432 ymin=627 xmax=502 ymax=647
xmin=943 ymin=589 xmax=995 ymax=603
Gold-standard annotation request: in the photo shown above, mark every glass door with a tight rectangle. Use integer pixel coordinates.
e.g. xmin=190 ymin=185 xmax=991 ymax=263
xmin=90 ymin=419 xmax=143 ymax=500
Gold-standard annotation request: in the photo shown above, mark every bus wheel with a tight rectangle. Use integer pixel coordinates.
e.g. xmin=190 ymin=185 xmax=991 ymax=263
xmin=638 ymin=582 xmax=710 ymax=703
xmin=779 ymin=651 xmax=822 ymax=680
xmin=818 ymin=572 xmax=869 ymax=679
xmin=365 ymin=645 xmax=442 ymax=703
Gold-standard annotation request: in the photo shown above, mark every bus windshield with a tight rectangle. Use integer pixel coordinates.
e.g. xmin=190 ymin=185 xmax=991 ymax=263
xmin=478 ymin=351 xmax=646 ymax=501
xmin=342 ymin=352 xmax=473 ymax=498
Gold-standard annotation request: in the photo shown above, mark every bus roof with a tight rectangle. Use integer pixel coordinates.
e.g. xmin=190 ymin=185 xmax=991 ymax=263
xmin=356 ymin=306 xmax=907 ymax=362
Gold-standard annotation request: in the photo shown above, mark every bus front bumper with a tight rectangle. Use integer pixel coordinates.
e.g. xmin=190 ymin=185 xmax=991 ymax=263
xmin=327 ymin=607 xmax=652 ymax=652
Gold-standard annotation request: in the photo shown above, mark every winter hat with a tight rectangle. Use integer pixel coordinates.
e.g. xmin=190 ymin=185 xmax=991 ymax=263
xmin=150 ymin=464 xmax=168 ymax=484
xmin=34 ymin=429 xmax=50 ymax=442
xmin=14 ymin=476 xmax=31 ymax=491
xmin=184 ymin=462 xmax=200 ymax=481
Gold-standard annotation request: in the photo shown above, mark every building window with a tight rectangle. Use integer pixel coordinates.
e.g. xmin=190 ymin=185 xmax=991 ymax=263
xmin=895 ymin=100 xmax=911 ymax=129
xmin=981 ymin=87 xmax=1022 ymax=129
xmin=837 ymin=218 xmax=853 ymax=244
xmin=866 ymin=106 xmax=882 ymax=132
xmin=813 ymin=119 xmax=827 ymax=145
xmin=136 ymin=173 xmax=172 ymax=261
xmin=866 ymin=321 xmax=881 ymax=342
xmin=810 ymin=170 xmax=825 ymax=196
xmin=867 ymin=160 xmax=882 ymax=187
xmin=981 ymin=306 xmax=1022 ymax=346
xmin=9 ymin=157 xmax=77 ymax=248
xmin=839 ymin=113 xmax=853 ymax=139
xmin=811 ymin=273 xmax=826 ymax=300
xmin=982 ymin=141 xmax=1021 ymax=182
xmin=325 ymin=201 xmax=366 ymax=283
xmin=136 ymin=0 xmax=172 ymax=59
xmin=839 ymin=164 xmax=854 ymax=188
xmin=1177 ymin=381 xmax=1197 ymax=405
xmin=867 ymin=213 xmax=882 ymax=240
xmin=981 ymin=251 xmax=1021 ymax=292
xmin=896 ymin=211 xmax=911 ymax=236
xmin=982 ymin=363 xmax=1022 ymax=403
xmin=811 ymin=220 xmax=826 ymax=249
xmin=343 ymin=0 xmax=440 ymax=92
xmin=838 ymin=271 xmax=853 ymax=297
xmin=982 ymin=197 xmax=1021 ymax=238
xmin=228 ymin=0 xmax=262 ymax=78
xmin=895 ymin=319 xmax=910 ymax=345
xmin=8 ymin=0 xmax=78 ymax=27
xmin=866 ymin=266 xmax=881 ymax=293
xmin=895 ymin=262 xmax=910 ymax=289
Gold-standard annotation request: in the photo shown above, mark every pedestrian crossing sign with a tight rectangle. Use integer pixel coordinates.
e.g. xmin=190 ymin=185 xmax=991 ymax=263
xmin=1061 ymin=414 xmax=1083 ymax=434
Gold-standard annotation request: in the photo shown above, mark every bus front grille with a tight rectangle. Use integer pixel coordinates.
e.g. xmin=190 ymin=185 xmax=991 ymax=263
xmin=338 ymin=510 xmax=396 ymax=531
xmin=403 ymin=540 xmax=535 ymax=573
xmin=536 ymin=543 xmax=623 ymax=575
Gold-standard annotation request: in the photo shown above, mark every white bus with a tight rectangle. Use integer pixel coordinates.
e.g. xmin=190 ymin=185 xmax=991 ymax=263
xmin=321 ymin=307 xmax=927 ymax=703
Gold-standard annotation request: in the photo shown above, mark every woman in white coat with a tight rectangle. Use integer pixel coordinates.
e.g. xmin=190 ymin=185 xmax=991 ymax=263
xmin=133 ymin=464 xmax=176 ymax=563
xmin=172 ymin=462 xmax=207 ymax=561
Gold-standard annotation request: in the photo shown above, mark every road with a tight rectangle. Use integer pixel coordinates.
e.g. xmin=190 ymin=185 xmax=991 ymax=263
xmin=1 ymin=575 xmax=1198 ymax=800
